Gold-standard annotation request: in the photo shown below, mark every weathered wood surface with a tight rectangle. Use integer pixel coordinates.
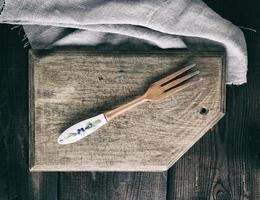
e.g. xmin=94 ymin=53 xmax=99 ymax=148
xmin=0 ymin=25 xmax=168 ymax=200
xmin=0 ymin=25 xmax=59 ymax=200
xmin=59 ymin=172 xmax=167 ymax=200
xmin=29 ymin=50 xmax=225 ymax=171
xmin=166 ymin=1 xmax=260 ymax=198
xmin=1 ymin=0 xmax=260 ymax=198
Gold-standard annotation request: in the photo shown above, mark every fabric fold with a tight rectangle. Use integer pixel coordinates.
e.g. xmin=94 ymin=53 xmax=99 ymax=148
xmin=0 ymin=0 xmax=247 ymax=84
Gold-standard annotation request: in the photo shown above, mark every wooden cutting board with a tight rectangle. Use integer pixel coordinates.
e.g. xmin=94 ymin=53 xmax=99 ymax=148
xmin=29 ymin=50 xmax=225 ymax=171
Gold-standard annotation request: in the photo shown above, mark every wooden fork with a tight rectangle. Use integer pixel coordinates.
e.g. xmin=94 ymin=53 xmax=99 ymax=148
xmin=58 ymin=64 xmax=200 ymax=144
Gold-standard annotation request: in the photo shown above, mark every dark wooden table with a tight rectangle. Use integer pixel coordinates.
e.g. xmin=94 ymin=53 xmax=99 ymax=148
xmin=0 ymin=0 xmax=259 ymax=199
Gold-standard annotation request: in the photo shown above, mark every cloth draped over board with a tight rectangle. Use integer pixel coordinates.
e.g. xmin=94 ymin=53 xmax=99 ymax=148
xmin=0 ymin=0 xmax=247 ymax=84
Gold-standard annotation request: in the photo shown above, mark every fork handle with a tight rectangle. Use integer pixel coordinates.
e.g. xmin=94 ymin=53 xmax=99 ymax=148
xmin=104 ymin=95 xmax=147 ymax=121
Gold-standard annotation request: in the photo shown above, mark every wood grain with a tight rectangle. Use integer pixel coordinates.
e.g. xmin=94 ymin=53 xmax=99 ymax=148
xmin=0 ymin=25 xmax=31 ymax=200
xmin=104 ymin=64 xmax=198 ymax=121
xmin=59 ymin=172 xmax=167 ymax=200
xmin=29 ymin=50 xmax=225 ymax=171
xmin=167 ymin=1 xmax=260 ymax=199
xmin=1 ymin=0 xmax=260 ymax=197
xmin=0 ymin=24 xmax=59 ymax=200
xmin=30 ymin=172 xmax=58 ymax=200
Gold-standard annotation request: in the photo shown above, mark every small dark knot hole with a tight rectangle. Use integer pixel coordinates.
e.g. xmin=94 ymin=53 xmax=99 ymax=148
xmin=200 ymin=107 xmax=209 ymax=115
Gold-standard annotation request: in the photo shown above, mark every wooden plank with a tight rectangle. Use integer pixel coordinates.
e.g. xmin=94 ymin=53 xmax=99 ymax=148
xmin=59 ymin=172 xmax=167 ymax=200
xmin=167 ymin=124 xmax=222 ymax=199
xmin=29 ymin=50 xmax=225 ymax=171
xmin=167 ymin=0 xmax=260 ymax=198
xmin=0 ymin=24 xmax=9 ymax=200
xmin=0 ymin=24 xmax=31 ymax=200
xmin=0 ymin=135 xmax=8 ymax=200
xmin=30 ymin=172 xmax=59 ymax=200
xmin=0 ymin=25 xmax=59 ymax=200
xmin=1 ymin=0 xmax=260 ymax=197
xmin=167 ymin=82 xmax=260 ymax=199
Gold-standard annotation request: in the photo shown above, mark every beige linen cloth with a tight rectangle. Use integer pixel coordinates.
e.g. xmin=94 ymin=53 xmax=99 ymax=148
xmin=0 ymin=0 xmax=247 ymax=84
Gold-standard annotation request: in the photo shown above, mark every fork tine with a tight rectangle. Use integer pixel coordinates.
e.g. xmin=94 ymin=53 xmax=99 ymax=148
xmin=161 ymin=70 xmax=200 ymax=91
xmin=153 ymin=64 xmax=196 ymax=86
xmin=159 ymin=78 xmax=202 ymax=99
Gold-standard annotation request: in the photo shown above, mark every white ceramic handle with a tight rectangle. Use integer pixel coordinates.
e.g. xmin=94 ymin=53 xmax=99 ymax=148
xmin=58 ymin=114 xmax=108 ymax=145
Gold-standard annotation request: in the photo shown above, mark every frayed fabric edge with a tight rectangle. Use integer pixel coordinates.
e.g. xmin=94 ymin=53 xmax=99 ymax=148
xmin=226 ymin=81 xmax=247 ymax=85
xmin=10 ymin=24 xmax=31 ymax=48
xmin=0 ymin=0 xmax=5 ymax=16
xmin=226 ymin=76 xmax=247 ymax=85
